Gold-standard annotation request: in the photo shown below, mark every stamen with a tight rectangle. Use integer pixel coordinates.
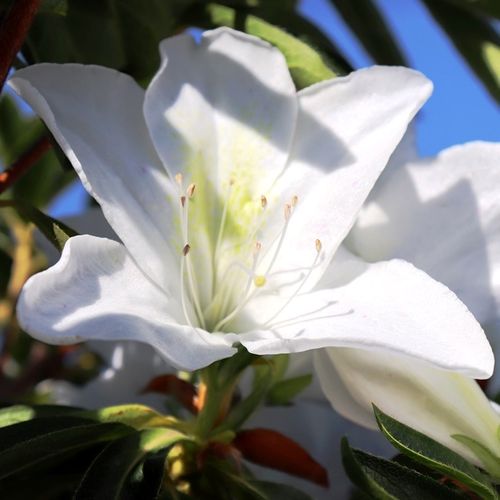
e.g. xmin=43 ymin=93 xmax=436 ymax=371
xmin=262 ymin=239 xmax=322 ymax=327
xmin=180 ymin=243 xmax=194 ymax=328
xmin=260 ymin=195 xmax=267 ymax=209
xmin=175 ymin=173 xmax=183 ymax=186
xmin=214 ymin=179 xmax=235 ymax=265
xmin=291 ymin=195 xmax=298 ymax=207
xmin=187 ymin=183 xmax=196 ymax=198
xmin=284 ymin=203 xmax=292 ymax=221
xmin=180 ymin=195 xmax=186 ymax=208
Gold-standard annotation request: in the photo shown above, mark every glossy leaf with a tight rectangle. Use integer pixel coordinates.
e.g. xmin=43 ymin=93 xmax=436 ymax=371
xmin=74 ymin=428 xmax=184 ymax=500
xmin=329 ymin=0 xmax=407 ymax=65
xmin=453 ymin=434 xmax=500 ymax=480
xmin=0 ymin=420 xmax=134 ymax=480
xmin=373 ymin=405 xmax=497 ymax=499
xmin=0 ymin=403 xmax=82 ymax=428
xmin=341 ymin=438 xmax=467 ymax=499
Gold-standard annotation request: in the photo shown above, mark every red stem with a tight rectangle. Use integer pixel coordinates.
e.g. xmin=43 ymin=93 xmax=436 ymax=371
xmin=0 ymin=135 xmax=52 ymax=194
xmin=0 ymin=0 xmax=41 ymax=91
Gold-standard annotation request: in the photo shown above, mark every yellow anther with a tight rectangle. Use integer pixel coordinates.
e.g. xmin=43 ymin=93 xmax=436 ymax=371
xmin=175 ymin=173 xmax=183 ymax=185
xmin=186 ymin=183 xmax=196 ymax=198
xmin=291 ymin=195 xmax=299 ymax=207
xmin=254 ymin=275 xmax=267 ymax=287
xmin=315 ymin=239 xmax=322 ymax=253
xmin=182 ymin=243 xmax=191 ymax=256
xmin=260 ymin=195 xmax=268 ymax=209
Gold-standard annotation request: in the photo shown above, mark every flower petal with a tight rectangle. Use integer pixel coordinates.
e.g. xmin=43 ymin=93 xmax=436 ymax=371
xmin=144 ymin=27 xmax=297 ymax=195
xmin=237 ymin=258 xmax=493 ymax=378
xmin=348 ymin=141 xmax=500 ymax=329
xmin=314 ymin=347 xmax=500 ymax=463
xmin=9 ymin=65 xmax=179 ymax=291
xmin=270 ymin=67 xmax=432 ymax=289
xmin=17 ymin=235 xmax=236 ymax=371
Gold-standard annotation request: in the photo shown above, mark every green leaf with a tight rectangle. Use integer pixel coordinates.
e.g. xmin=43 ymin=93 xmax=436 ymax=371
xmin=435 ymin=0 xmax=500 ymax=19
xmin=126 ymin=450 xmax=168 ymax=500
xmin=0 ymin=199 xmax=77 ymax=250
xmin=422 ymin=0 xmax=500 ymax=102
xmin=373 ymin=405 xmax=497 ymax=499
xmin=266 ymin=374 xmax=313 ymax=406
xmin=79 ymin=403 xmax=184 ymax=431
xmin=74 ymin=428 xmax=184 ymax=500
xmin=341 ymin=438 xmax=467 ymax=499
xmin=195 ymin=3 xmax=337 ymax=89
xmin=329 ymin=0 xmax=407 ymax=66
xmin=0 ymin=403 xmax=82 ymax=428
xmin=453 ymin=434 xmax=500 ymax=480
xmin=0 ymin=420 xmax=134 ymax=480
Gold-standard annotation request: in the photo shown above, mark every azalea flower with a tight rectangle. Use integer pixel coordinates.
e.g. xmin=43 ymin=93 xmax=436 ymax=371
xmin=11 ymin=27 xmax=497 ymax=462
xmin=303 ymin=138 xmax=500 ymax=462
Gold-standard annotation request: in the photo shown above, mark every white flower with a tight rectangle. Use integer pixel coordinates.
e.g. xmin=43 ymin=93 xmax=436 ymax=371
xmin=11 ymin=28 xmax=493 ymax=391
xmin=312 ymin=138 xmax=500 ymax=462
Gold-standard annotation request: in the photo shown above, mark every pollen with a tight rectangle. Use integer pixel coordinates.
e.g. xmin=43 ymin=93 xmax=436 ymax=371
xmin=253 ymin=275 xmax=267 ymax=287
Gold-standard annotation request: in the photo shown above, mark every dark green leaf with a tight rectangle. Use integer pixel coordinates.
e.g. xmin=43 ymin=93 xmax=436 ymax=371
xmin=329 ymin=0 xmax=407 ymax=65
xmin=373 ymin=405 xmax=497 ymax=499
xmin=0 ymin=419 xmax=134 ymax=480
xmin=435 ymin=0 xmax=500 ymax=19
xmin=74 ymin=428 xmax=182 ymax=500
xmin=422 ymin=0 xmax=500 ymax=102
xmin=266 ymin=374 xmax=313 ymax=406
xmin=125 ymin=450 xmax=167 ymax=500
xmin=193 ymin=3 xmax=337 ymax=89
xmin=0 ymin=403 xmax=82 ymax=428
xmin=341 ymin=438 xmax=467 ymax=499
xmin=453 ymin=434 xmax=500 ymax=480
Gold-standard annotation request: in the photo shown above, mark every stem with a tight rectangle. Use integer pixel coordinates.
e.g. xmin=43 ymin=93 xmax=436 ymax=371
xmin=0 ymin=136 xmax=52 ymax=195
xmin=0 ymin=0 xmax=41 ymax=92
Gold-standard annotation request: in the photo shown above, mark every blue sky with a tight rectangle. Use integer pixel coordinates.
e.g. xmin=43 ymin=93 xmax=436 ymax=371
xmin=50 ymin=0 xmax=500 ymax=217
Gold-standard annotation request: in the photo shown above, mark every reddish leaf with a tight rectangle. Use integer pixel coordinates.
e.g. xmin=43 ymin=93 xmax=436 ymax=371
xmin=233 ymin=428 xmax=329 ymax=487
xmin=141 ymin=374 xmax=197 ymax=413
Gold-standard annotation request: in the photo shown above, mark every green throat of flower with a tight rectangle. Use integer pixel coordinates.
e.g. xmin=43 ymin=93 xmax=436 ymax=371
xmin=175 ymin=173 xmax=323 ymax=333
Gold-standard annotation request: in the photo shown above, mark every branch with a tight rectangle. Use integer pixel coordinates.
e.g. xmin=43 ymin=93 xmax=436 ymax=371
xmin=0 ymin=0 xmax=41 ymax=91
xmin=0 ymin=135 xmax=52 ymax=194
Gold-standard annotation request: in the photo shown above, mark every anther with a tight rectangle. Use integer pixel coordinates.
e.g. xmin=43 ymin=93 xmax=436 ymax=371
xmin=284 ymin=203 xmax=292 ymax=221
xmin=253 ymin=241 xmax=262 ymax=254
xmin=183 ymin=243 xmax=191 ymax=256
xmin=315 ymin=239 xmax=322 ymax=253
xmin=291 ymin=195 xmax=299 ymax=207
xmin=253 ymin=275 xmax=267 ymax=287
xmin=175 ymin=173 xmax=183 ymax=185
xmin=260 ymin=195 xmax=268 ymax=209
xmin=180 ymin=195 xmax=186 ymax=208
xmin=187 ymin=183 xmax=196 ymax=198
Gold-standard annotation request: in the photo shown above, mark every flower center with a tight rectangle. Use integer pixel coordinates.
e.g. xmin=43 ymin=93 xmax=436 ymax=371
xmin=175 ymin=174 xmax=323 ymax=333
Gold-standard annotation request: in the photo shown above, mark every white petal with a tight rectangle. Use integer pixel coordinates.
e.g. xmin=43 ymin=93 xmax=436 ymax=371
xmin=9 ymin=65 xmax=179 ymax=291
xmin=237 ymin=258 xmax=493 ymax=378
xmin=271 ymin=67 xmax=432 ymax=289
xmin=144 ymin=28 xmax=297 ymax=194
xmin=314 ymin=347 xmax=500 ymax=463
xmin=17 ymin=235 xmax=236 ymax=371
xmin=348 ymin=142 xmax=500 ymax=329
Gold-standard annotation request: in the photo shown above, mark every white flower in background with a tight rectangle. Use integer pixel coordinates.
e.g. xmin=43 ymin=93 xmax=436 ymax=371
xmin=10 ymin=27 xmax=496 ymax=451
xmin=311 ymin=139 xmax=500 ymax=462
